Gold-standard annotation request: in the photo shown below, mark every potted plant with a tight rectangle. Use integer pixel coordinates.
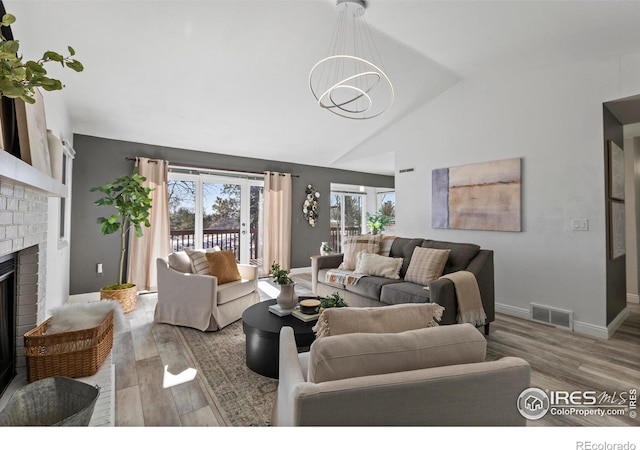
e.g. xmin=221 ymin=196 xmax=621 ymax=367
xmin=319 ymin=292 xmax=348 ymax=310
xmin=90 ymin=173 xmax=153 ymax=313
xmin=0 ymin=13 xmax=83 ymax=103
xmin=270 ymin=262 xmax=297 ymax=311
xmin=320 ymin=242 xmax=332 ymax=256
xmin=366 ymin=208 xmax=393 ymax=235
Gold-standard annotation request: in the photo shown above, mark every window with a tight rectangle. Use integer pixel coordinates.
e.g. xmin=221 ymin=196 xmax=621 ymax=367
xmin=377 ymin=190 xmax=396 ymax=226
xmin=168 ymin=169 xmax=264 ymax=266
xmin=329 ymin=192 xmax=365 ymax=252
xmin=58 ymin=140 xmax=75 ymax=249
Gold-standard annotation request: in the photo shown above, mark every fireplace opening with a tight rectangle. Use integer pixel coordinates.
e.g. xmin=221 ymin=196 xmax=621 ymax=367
xmin=0 ymin=253 xmax=16 ymax=397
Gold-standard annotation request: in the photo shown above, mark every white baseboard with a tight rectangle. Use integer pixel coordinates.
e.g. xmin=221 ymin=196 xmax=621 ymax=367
xmin=290 ymin=267 xmax=311 ymax=275
xmin=627 ymin=293 xmax=640 ymax=304
xmin=572 ymin=320 xmax=609 ymax=339
xmin=495 ymin=302 xmax=530 ymax=319
xmin=605 ymin=306 xmax=630 ymax=339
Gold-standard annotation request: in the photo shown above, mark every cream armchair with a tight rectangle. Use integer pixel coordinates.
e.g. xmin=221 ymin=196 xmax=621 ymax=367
xmin=272 ymin=322 xmax=531 ymax=426
xmin=155 ymin=251 xmax=260 ymax=331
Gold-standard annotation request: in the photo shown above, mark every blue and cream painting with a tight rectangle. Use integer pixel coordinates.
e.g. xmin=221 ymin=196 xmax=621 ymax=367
xmin=432 ymin=158 xmax=522 ymax=232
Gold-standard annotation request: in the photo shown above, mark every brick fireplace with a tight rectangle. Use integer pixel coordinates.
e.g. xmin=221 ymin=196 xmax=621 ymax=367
xmin=0 ymin=178 xmax=48 ymax=396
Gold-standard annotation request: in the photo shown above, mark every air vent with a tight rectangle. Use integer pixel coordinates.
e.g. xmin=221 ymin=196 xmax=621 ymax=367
xmin=530 ymin=303 xmax=573 ymax=330
xmin=399 ymin=168 xmax=414 ymax=174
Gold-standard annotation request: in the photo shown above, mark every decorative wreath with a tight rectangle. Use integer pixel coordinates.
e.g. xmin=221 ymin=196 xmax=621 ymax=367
xmin=302 ymin=184 xmax=320 ymax=227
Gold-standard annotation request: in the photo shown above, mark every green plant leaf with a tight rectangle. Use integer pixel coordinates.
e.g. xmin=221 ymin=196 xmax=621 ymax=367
xmin=67 ymin=46 xmax=75 ymax=56
xmin=66 ymin=59 xmax=83 ymax=72
xmin=3 ymin=40 xmax=19 ymax=54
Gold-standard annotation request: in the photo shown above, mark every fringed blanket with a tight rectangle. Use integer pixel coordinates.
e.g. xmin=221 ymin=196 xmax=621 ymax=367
xmin=439 ymin=270 xmax=487 ymax=327
xmin=325 ymin=269 xmax=366 ymax=286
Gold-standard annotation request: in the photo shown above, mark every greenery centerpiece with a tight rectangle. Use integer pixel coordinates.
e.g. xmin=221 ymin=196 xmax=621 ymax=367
xmin=271 ymin=262 xmax=297 ymax=310
xmin=366 ymin=207 xmax=393 ymax=235
xmin=0 ymin=13 xmax=83 ymax=103
xmin=90 ymin=173 xmax=153 ymax=313
xmin=319 ymin=292 xmax=348 ymax=310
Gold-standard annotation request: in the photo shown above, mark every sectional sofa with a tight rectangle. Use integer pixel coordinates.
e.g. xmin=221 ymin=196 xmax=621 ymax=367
xmin=311 ymin=236 xmax=495 ymax=334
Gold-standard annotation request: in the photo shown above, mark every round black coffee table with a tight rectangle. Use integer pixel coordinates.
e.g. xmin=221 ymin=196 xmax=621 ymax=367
xmin=242 ymin=299 xmax=317 ymax=379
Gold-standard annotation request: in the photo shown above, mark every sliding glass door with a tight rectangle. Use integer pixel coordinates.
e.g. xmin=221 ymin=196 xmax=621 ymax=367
xmin=168 ymin=172 xmax=263 ymax=265
xmin=329 ymin=192 xmax=365 ymax=252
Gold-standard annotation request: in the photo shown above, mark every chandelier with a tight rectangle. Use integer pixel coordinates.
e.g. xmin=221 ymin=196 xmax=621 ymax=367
xmin=309 ymin=0 xmax=394 ymax=120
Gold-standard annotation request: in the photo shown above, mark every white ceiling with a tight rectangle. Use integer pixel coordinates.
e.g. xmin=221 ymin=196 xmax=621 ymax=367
xmin=6 ymin=0 xmax=640 ymax=176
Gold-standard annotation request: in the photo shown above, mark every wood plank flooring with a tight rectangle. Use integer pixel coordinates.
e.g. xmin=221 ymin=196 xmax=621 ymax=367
xmin=115 ymin=280 xmax=640 ymax=427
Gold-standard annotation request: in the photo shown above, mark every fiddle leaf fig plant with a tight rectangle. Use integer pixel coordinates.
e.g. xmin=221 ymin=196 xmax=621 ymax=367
xmin=0 ymin=13 xmax=84 ymax=103
xmin=91 ymin=173 xmax=153 ymax=289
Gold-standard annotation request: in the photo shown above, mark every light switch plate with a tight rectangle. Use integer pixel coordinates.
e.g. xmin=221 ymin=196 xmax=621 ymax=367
xmin=572 ymin=218 xmax=589 ymax=231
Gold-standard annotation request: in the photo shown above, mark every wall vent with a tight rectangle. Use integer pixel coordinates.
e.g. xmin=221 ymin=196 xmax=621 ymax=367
xmin=530 ymin=303 xmax=573 ymax=330
xmin=398 ymin=168 xmax=414 ymax=174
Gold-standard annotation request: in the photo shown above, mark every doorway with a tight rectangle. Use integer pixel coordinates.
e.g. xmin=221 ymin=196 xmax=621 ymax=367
xmin=168 ymin=171 xmax=264 ymax=266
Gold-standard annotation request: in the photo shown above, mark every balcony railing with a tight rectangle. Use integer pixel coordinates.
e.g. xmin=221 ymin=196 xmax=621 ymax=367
xmin=329 ymin=226 xmax=361 ymax=252
xmin=170 ymin=226 xmax=361 ymax=262
xmin=171 ymin=229 xmax=259 ymax=263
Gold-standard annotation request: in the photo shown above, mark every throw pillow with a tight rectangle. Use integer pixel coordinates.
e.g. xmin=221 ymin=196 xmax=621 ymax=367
xmin=404 ymin=247 xmax=451 ymax=286
xmin=378 ymin=235 xmax=396 ymax=257
xmin=167 ymin=251 xmax=192 ymax=273
xmin=338 ymin=234 xmax=381 ymax=271
xmin=205 ymin=251 xmax=242 ymax=284
xmin=46 ymin=300 xmax=126 ymax=335
xmin=308 ymin=323 xmax=487 ymax=383
xmin=313 ymin=302 xmax=444 ymax=338
xmin=185 ymin=247 xmax=221 ymax=275
xmin=354 ymin=251 xmax=403 ymax=279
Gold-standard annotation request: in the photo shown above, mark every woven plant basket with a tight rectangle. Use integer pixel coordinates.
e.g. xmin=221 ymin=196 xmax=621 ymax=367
xmin=100 ymin=284 xmax=137 ymax=313
xmin=23 ymin=310 xmax=114 ymax=383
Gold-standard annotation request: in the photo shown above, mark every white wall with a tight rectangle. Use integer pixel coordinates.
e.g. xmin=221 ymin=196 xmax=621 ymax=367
xmin=358 ymin=54 xmax=640 ymax=336
xmin=42 ymin=92 xmax=73 ymax=311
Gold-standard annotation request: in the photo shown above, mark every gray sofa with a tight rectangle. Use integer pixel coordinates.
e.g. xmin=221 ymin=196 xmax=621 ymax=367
xmin=311 ymin=237 xmax=495 ymax=334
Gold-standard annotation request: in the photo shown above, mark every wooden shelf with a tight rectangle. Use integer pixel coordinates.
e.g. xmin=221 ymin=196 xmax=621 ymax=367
xmin=0 ymin=150 xmax=66 ymax=197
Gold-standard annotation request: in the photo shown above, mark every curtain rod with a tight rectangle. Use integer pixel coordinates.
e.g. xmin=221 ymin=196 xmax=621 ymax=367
xmin=125 ymin=157 xmax=299 ymax=177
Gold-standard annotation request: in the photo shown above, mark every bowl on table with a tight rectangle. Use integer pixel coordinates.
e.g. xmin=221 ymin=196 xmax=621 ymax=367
xmin=298 ymin=298 xmax=321 ymax=315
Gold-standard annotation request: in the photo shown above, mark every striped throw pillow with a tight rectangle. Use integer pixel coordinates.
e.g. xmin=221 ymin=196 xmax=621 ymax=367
xmin=185 ymin=247 xmax=221 ymax=275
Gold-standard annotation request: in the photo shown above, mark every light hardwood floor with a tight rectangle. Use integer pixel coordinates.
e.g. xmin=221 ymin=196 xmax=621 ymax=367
xmin=115 ymin=282 xmax=640 ymax=427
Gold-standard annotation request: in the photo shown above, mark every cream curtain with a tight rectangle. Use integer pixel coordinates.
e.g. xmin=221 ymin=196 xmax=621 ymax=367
xmin=263 ymin=172 xmax=292 ymax=274
xmin=127 ymin=157 xmax=171 ymax=292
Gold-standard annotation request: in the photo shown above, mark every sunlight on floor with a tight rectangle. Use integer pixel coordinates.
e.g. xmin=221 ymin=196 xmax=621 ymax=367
xmin=258 ymin=280 xmax=280 ymax=299
xmin=163 ymin=365 xmax=197 ymax=388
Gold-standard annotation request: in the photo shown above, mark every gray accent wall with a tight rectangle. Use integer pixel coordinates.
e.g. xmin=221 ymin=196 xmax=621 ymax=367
xmin=70 ymin=134 xmax=393 ymax=295
xmin=603 ymin=106 xmax=626 ymax=325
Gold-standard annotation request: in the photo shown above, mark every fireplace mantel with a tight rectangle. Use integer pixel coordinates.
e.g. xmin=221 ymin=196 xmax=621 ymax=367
xmin=0 ymin=151 xmax=66 ymax=197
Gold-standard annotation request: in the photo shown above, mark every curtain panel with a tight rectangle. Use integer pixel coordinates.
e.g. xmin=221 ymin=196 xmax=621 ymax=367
xmin=263 ymin=172 xmax=292 ymax=274
xmin=128 ymin=157 xmax=171 ymax=291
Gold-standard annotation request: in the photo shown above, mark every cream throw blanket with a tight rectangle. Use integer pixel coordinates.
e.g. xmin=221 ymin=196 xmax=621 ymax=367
xmin=439 ymin=270 xmax=487 ymax=326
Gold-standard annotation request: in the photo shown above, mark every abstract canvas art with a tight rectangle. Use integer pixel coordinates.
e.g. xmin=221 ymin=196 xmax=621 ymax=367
xmin=432 ymin=158 xmax=522 ymax=232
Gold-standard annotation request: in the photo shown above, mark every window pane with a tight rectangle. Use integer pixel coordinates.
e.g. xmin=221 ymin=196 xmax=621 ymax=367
xmin=330 ymin=194 xmax=342 ymax=252
xmin=250 ymin=185 xmax=264 ymax=269
xmin=203 ymin=182 xmax=241 ymax=258
xmin=168 ymin=180 xmax=196 ymax=251
xmin=378 ymin=191 xmax=396 ymax=225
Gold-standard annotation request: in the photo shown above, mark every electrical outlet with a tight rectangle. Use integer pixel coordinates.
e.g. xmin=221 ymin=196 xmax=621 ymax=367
xmin=571 ymin=218 xmax=589 ymax=231
xmin=97 ymin=263 xmax=103 ymax=274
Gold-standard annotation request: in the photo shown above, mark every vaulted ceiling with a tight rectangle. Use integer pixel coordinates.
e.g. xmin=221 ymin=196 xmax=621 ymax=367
xmin=6 ymin=0 xmax=640 ymax=175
